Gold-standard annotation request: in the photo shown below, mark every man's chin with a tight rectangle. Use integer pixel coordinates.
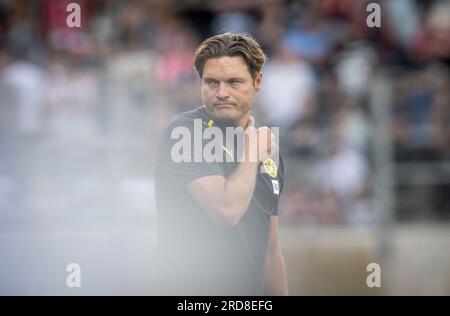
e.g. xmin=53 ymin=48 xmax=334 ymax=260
xmin=205 ymin=106 xmax=243 ymax=127
xmin=211 ymin=115 xmax=239 ymax=128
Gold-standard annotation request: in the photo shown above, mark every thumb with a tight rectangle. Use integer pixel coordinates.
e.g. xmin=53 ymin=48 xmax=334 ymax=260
xmin=245 ymin=115 xmax=255 ymax=129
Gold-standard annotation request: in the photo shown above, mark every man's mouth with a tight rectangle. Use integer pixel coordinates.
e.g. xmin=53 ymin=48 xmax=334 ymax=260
xmin=214 ymin=103 xmax=235 ymax=108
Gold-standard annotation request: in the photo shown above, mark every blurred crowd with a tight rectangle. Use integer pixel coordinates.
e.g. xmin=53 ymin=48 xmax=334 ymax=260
xmin=0 ymin=0 xmax=449 ymax=226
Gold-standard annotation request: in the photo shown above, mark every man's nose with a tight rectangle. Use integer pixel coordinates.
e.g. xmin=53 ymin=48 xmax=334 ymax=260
xmin=216 ymin=82 xmax=229 ymax=99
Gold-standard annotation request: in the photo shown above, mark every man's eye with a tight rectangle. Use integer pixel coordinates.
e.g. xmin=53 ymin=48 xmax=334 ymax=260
xmin=205 ymin=80 xmax=218 ymax=86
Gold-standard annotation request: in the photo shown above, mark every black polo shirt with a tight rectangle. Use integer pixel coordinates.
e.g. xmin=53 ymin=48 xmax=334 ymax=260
xmin=154 ymin=105 xmax=284 ymax=295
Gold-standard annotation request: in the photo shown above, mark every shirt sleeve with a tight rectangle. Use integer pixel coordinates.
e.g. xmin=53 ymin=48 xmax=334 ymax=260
xmin=155 ymin=116 xmax=224 ymax=191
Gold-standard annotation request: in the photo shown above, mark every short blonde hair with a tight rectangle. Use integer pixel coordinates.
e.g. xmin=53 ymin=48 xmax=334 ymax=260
xmin=193 ymin=32 xmax=267 ymax=80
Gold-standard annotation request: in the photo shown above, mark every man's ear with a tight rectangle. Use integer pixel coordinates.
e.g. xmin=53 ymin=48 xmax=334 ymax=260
xmin=255 ymin=73 xmax=262 ymax=92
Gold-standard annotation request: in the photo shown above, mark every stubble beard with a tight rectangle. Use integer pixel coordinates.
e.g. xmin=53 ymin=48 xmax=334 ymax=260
xmin=206 ymin=103 xmax=252 ymax=128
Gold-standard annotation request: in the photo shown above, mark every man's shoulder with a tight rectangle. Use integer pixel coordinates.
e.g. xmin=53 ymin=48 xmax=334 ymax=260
xmin=156 ymin=106 xmax=207 ymax=152
xmin=165 ymin=106 xmax=207 ymax=129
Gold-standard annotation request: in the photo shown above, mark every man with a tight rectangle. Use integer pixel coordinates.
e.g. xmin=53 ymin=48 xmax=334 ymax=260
xmin=154 ymin=32 xmax=288 ymax=296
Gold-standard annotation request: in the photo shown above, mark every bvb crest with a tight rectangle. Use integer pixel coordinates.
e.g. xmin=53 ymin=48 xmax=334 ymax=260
xmin=262 ymin=158 xmax=278 ymax=178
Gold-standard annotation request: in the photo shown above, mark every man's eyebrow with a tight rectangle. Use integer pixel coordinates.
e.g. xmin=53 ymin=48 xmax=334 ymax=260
xmin=226 ymin=77 xmax=246 ymax=81
xmin=203 ymin=76 xmax=246 ymax=81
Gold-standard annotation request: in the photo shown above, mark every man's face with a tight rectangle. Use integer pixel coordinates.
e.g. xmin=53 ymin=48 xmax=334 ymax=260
xmin=201 ymin=56 xmax=261 ymax=126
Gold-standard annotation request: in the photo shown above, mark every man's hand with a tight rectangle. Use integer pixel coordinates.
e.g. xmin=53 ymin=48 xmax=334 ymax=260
xmin=243 ymin=116 xmax=277 ymax=163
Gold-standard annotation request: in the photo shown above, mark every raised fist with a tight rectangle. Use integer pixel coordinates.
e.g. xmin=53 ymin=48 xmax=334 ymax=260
xmin=243 ymin=116 xmax=277 ymax=163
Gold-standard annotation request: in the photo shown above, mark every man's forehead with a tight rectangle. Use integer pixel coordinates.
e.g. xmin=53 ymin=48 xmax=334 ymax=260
xmin=202 ymin=56 xmax=251 ymax=79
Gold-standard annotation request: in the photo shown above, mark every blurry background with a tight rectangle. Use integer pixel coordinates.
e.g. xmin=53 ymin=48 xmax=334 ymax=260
xmin=0 ymin=0 xmax=449 ymax=295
